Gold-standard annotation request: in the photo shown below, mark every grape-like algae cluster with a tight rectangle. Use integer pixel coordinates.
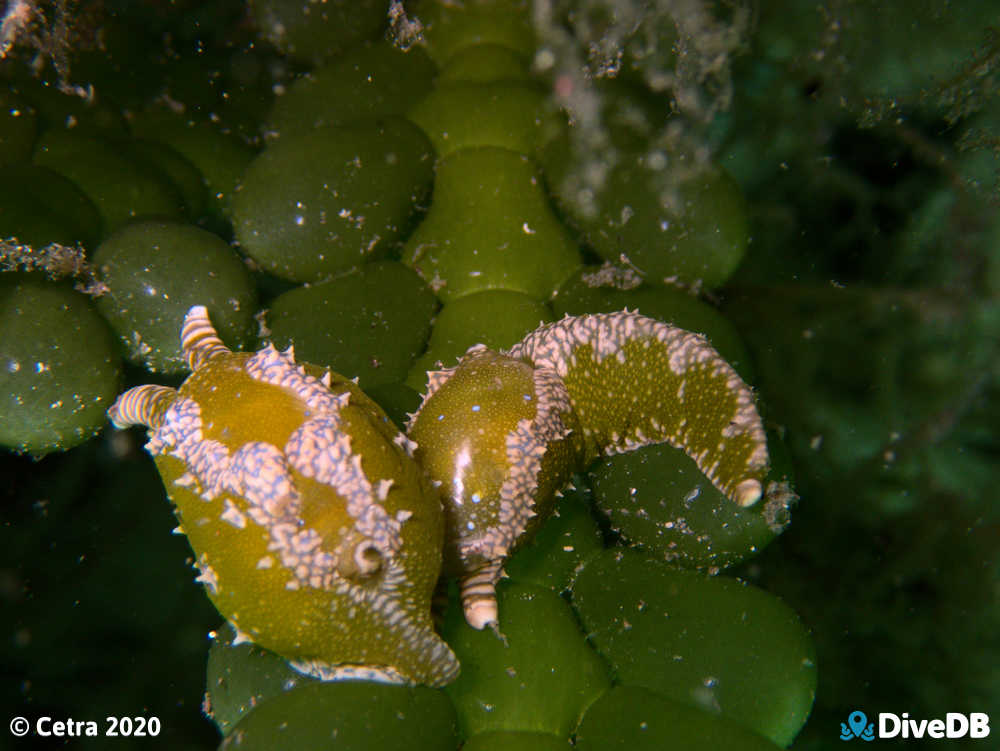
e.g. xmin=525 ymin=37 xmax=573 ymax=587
xmin=21 ymin=1 xmax=1000 ymax=750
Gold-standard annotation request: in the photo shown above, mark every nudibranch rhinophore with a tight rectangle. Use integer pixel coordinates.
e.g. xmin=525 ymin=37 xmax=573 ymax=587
xmin=109 ymin=306 xmax=459 ymax=687
xmin=408 ymin=311 xmax=771 ymax=631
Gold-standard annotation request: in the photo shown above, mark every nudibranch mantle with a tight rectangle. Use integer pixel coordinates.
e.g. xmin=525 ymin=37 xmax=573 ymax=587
xmin=408 ymin=311 xmax=771 ymax=631
xmin=407 ymin=347 xmax=583 ymax=628
xmin=109 ymin=306 xmax=459 ymax=687
xmin=507 ymin=311 xmax=768 ymax=505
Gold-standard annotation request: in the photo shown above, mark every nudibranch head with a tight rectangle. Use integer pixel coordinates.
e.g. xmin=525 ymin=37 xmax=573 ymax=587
xmin=109 ymin=306 xmax=459 ymax=687
xmin=408 ymin=347 xmax=583 ymax=629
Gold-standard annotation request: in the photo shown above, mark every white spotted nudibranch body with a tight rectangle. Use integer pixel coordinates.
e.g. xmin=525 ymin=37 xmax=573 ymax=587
xmin=109 ymin=306 xmax=459 ymax=687
xmin=407 ymin=347 xmax=583 ymax=629
xmin=409 ymin=311 xmax=771 ymax=630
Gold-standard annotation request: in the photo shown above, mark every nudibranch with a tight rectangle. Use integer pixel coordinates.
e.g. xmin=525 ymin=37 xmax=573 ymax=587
xmin=408 ymin=311 xmax=770 ymax=630
xmin=109 ymin=306 xmax=459 ymax=687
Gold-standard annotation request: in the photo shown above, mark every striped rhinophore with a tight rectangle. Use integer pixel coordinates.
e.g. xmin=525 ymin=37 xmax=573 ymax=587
xmin=108 ymin=384 xmax=177 ymax=431
xmin=180 ymin=305 xmax=232 ymax=371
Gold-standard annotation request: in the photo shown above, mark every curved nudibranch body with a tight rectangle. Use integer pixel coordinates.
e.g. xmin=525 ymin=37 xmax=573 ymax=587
xmin=507 ymin=312 xmax=769 ymax=505
xmin=109 ymin=306 xmax=459 ymax=687
xmin=408 ymin=311 xmax=770 ymax=630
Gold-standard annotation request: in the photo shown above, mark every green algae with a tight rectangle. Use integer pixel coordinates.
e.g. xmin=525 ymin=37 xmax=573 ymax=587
xmin=233 ymin=117 xmax=434 ymax=282
xmin=571 ymin=549 xmax=816 ymax=746
xmin=92 ymin=220 xmax=257 ymax=374
xmin=263 ymin=260 xmax=437 ymax=388
xmin=0 ymin=274 xmax=121 ymax=455
xmin=442 ymin=581 xmax=611 ymax=738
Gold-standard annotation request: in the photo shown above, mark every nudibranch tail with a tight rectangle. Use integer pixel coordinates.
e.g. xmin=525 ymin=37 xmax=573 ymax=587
xmin=507 ymin=311 xmax=769 ymax=508
xmin=181 ymin=304 xmax=232 ymax=371
xmin=459 ymin=558 xmax=505 ymax=630
xmin=108 ymin=384 xmax=178 ymax=431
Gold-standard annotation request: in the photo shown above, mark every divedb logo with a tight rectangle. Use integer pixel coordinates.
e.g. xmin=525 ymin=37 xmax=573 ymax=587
xmin=840 ymin=710 xmax=991 ymax=741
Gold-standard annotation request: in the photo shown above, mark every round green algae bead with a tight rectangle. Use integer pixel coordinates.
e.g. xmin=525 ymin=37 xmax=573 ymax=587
xmin=571 ymin=549 xmax=816 ymax=747
xmin=542 ymin=135 xmax=749 ymax=290
xmin=552 ymin=266 xmax=756 ymax=381
xmin=587 ymin=441 xmax=793 ymax=570
xmin=641 ymin=168 xmax=750 ymax=289
xmin=128 ymin=108 xmax=257 ymax=223
xmin=32 ymin=131 xmax=185 ymax=236
xmin=406 ymin=289 xmax=554 ymax=392
xmin=575 ymin=686 xmax=784 ymax=751
xmin=249 ymin=0 xmax=387 ymax=64
xmin=220 ymin=681 xmax=459 ymax=751
xmin=234 ymin=116 xmax=435 ymax=282
xmin=408 ymin=80 xmax=550 ymax=158
xmin=442 ymin=581 xmax=611 ymax=738
xmin=462 ymin=731 xmax=572 ymax=750
xmin=404 ymin=146 xmax=582 ymax=302
xmin=418 ymin=0 xmax=535 ymax=66
xmin=436 ymin=44 xmax=531 ymax=84
xmin=0 ymin=164 xmax=102 ymax=249
xmin=267 ymin=41 xmax=438 ymax=141
xmin=92 ymin=220 xmax=257 ymax=374
xmin=0 ymin=275 xmax=121 ymax=455
xmin=263 ymin=261 xmax=437 ymax=389
xmin=205 ymin=623 xmax=317 ymax=736
xmin=501 ymin=483 xmax=604 ymax=594
xmin=118 ymin=139 xmax=211 ymax=222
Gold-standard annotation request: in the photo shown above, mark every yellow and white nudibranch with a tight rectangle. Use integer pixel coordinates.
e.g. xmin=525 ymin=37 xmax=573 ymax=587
xmin=110 ymin=306 xmax=773 ymax=685
xmin=109 ymin=306 xmax=459 ymax=686
xmin=409 ymin=311 xmax=771 ymax=631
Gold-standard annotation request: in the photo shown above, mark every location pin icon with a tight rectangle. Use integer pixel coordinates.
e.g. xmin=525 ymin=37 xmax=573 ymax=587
xmin=848 ymin=711 xmax=868 ymax=738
